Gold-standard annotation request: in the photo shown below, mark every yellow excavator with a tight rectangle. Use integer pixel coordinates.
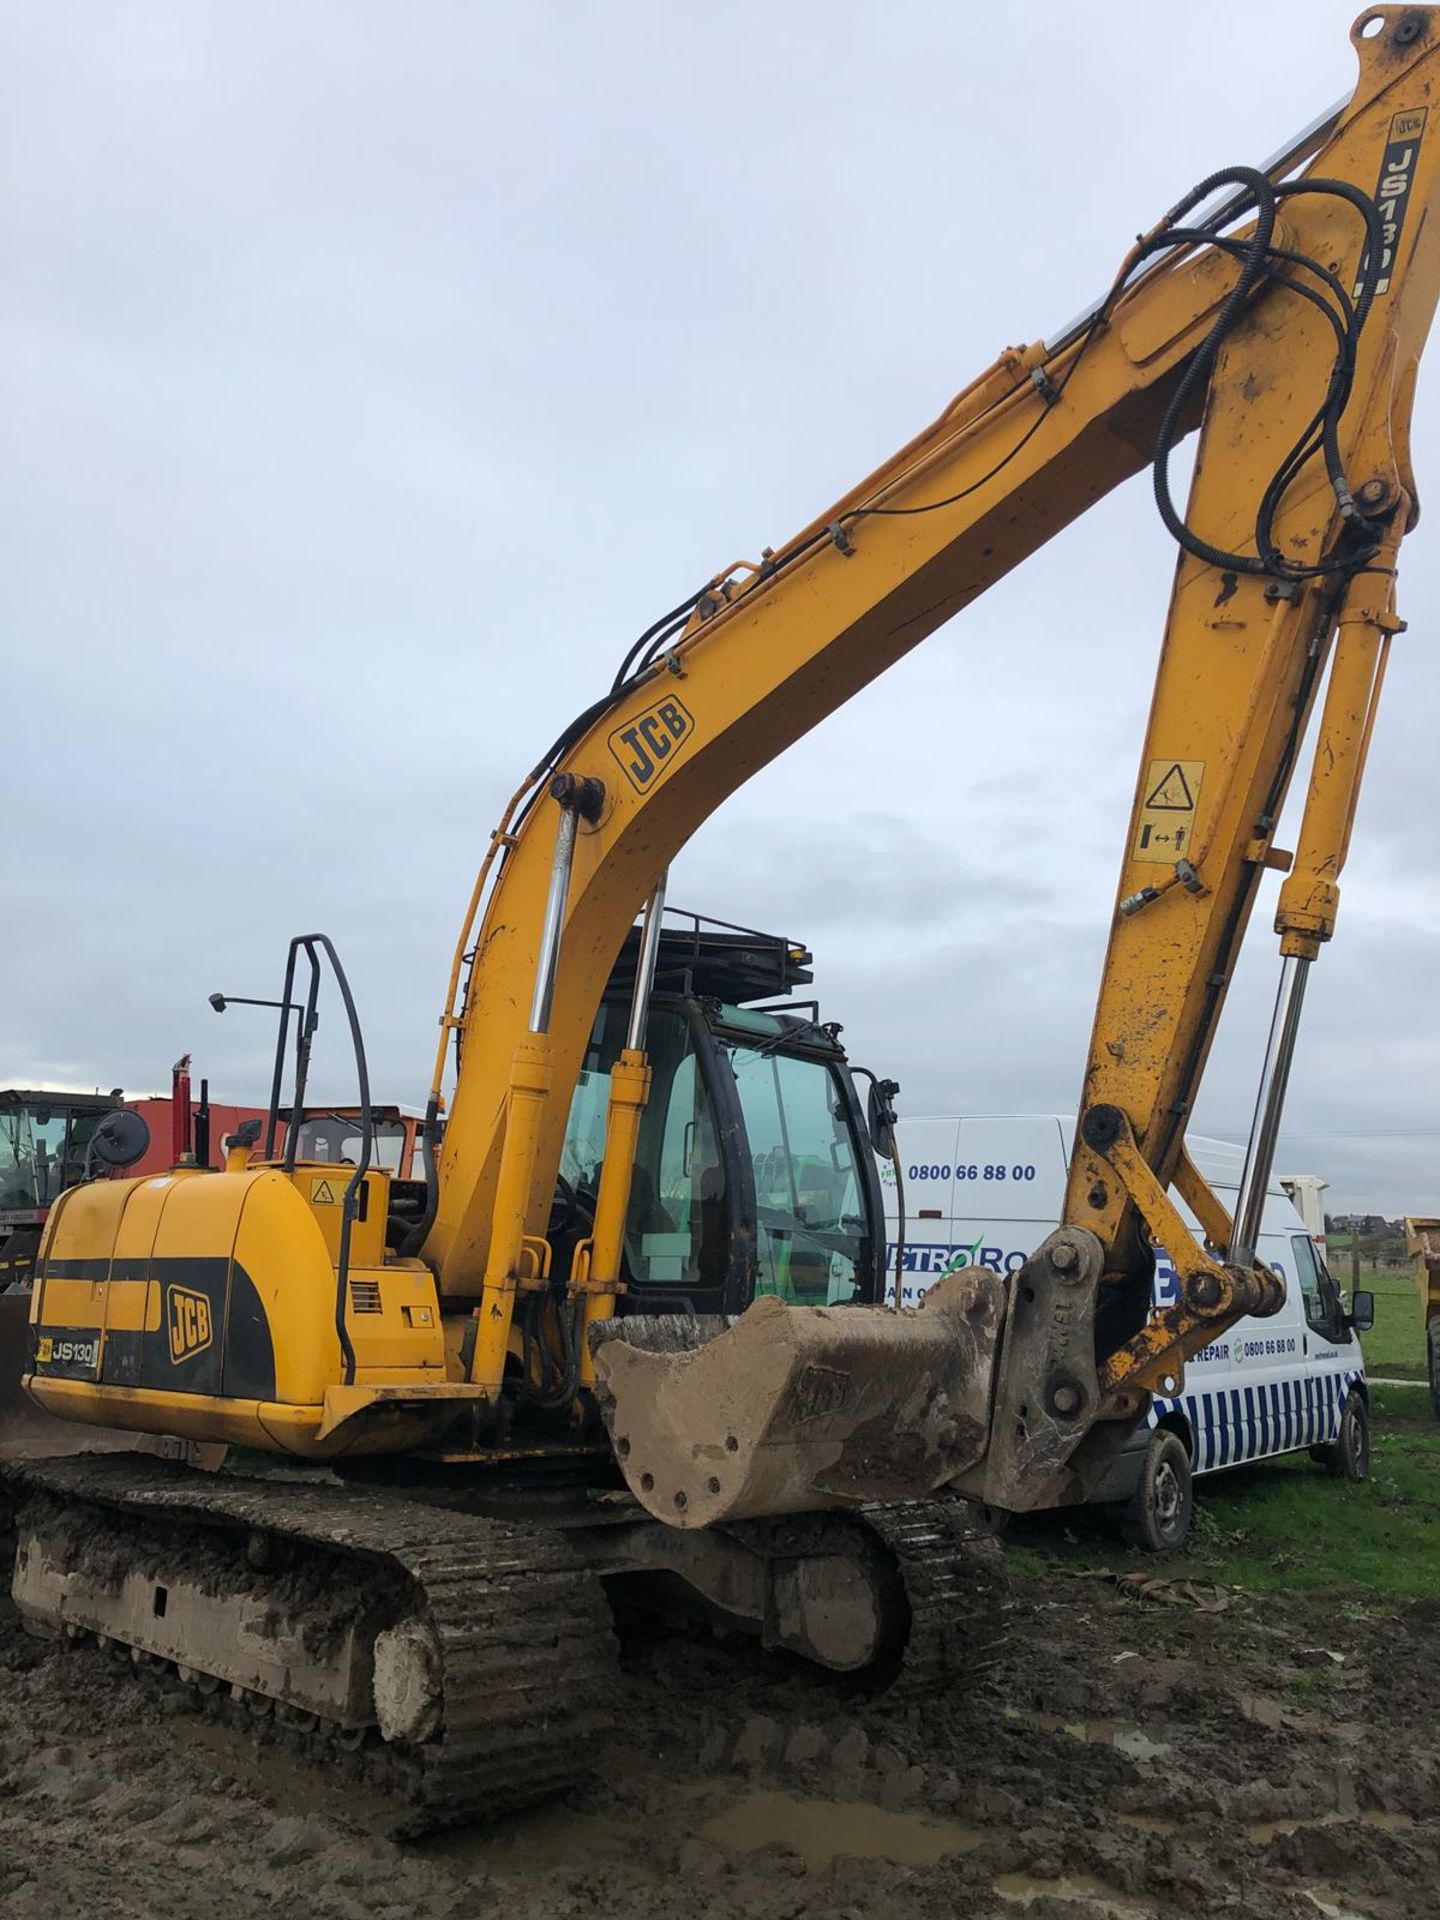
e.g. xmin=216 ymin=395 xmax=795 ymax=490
xmin=1404 ymin=1216 xmax=1440 ymax=1409
xmin=8 ymin=7 xmax=1439 ymax=1833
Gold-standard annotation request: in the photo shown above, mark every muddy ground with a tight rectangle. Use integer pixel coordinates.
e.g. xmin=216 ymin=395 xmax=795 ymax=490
xmin=1 ymin=1553 xmax=1435 ymax=1920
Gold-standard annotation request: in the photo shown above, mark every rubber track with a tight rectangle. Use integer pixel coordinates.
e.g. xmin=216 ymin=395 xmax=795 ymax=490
xmin=862 ymin=1495 xmax=1007 ymax=1698
xmin=7 ymin=1454 xmax=619 ymax=1836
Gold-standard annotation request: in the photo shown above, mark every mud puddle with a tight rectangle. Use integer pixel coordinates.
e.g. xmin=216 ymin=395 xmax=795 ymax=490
xmin=1116 ymin=1812 xmax=1177 ymax=1834
xmin=1114 ymin=1807 xmax=1420 ymax=1850
xmin=1306 ymin=1892 xmax=1374 ymax=1920
xmin=995 ymin=1872 xmax=1149 ymax=1915
xmin=1004 ymin=1705 xmax=1172 ymax=1762
xmin=1246 ymin=1809 xmax=1416 ymax=1844
xmin=702 ymin=1789 xmax=980 ymax=1871
xmin=425 ymin=1805 xmax=634 ymax=1876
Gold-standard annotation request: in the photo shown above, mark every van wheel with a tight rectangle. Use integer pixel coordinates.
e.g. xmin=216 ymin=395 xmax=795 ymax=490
xmin=1428 ymin=1319 xmax=1440 ymax=1420
xmin=1320 ymin=1391 xmax=1369 ymax=1482
xmin=1121 ymin=1430 xmax=1193 ymax=1553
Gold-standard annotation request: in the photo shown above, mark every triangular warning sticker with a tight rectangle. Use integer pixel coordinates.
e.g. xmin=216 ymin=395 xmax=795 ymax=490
xmin=311 ymin=1178 xmax=337 ymax=1205
xmin=1144 ymin=762 xmax=1195 ymax=811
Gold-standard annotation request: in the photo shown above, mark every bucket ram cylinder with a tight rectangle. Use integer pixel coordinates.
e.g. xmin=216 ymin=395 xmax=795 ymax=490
xmin=577 ymin=872 xmax=667 ymax=1384
xmin=1229 ymin=954 xmax=1309 ymax=1267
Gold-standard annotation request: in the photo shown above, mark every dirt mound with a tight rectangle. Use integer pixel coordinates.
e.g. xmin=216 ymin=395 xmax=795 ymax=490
xmin=2 ymin=1573 xmax=1436 ymax=1919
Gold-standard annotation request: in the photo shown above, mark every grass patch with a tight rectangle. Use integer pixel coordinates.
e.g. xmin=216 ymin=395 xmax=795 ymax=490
xmin=1006 ymin=1383 xmax=1440 ymax=1602
xmin=1353 ymin=1266 xmax=1427 ymax=1380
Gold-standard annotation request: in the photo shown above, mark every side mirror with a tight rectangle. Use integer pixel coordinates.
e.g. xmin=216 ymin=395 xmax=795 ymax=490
xmin=1348 ymin=1289 xmax=1375 ymax=1334
xmin=88 ymin=1109 xmax=151 ymax=1172
xmin=865 ymin=1076 xmax=900 ymax=1158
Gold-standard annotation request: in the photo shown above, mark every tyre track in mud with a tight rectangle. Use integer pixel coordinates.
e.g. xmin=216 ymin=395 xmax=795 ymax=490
xmin=2 ymin=1569 xmax=1437 ymax=1919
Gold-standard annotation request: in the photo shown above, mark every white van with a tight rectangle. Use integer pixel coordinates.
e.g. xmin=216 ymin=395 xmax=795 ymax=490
xmin=882 ymin=1115 xmax=1372 ymax=1550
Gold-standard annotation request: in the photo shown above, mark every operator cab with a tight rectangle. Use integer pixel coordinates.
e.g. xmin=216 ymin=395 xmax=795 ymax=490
xmin=555 ymin=917 xmax=889 ymax=1316
xmin=0 ymin=1089 xmax=120 ymax=1286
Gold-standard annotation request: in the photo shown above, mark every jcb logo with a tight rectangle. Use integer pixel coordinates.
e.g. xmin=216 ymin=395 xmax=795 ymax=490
xmin=166 ymin=1284 xmax=213 ymax=1364
xmin=607 ymin=695 xmax=694 ymax=792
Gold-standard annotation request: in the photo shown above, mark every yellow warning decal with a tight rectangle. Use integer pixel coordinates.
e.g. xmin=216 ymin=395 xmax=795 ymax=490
xmin=36 ymin=1335 xmax=53 ymax=1363
xmin=310 ymin=1177 xmax=339 ymax=1205
xmin=1133 ymin=759 xmax=1204 ymax=865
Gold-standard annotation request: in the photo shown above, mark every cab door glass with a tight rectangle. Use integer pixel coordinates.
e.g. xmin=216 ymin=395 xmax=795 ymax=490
xmin=724 ymin=1045 xmax=865 ymax=1305
xmin=1290 ymin=1232 xmax=1345 ymax=1341
xmin=32 ymin=1109 xmax=92 ymax=1204
xmin=0 ymin=1108 xmax=37 ymax=1208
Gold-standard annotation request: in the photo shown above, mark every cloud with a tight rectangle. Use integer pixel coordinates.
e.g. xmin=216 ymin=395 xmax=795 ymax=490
xmin=3 ymin=1 xmax=1437 ymax=1224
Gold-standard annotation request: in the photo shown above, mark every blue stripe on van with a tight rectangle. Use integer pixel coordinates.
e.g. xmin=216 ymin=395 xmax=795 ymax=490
xmin=1148 ymin=1362 xmax=1368 ymax=1480
xmin=1146 ymin=1363 xmax=1365 ymax=1480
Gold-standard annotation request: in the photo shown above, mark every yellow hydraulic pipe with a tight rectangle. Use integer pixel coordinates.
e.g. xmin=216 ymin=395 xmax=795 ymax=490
xmin=576 ymin=1048 xmax=651 ymax=1386
xmin=574 ymin=871 xmax=667 ymax=1384
xmin=1276 ymin=552 xmax=1403 ymax=960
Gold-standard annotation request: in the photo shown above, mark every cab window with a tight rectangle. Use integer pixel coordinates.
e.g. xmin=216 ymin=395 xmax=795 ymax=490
xmin=561 ymin=1004 xmax=729 ymax=1295
xmin=293 ymin=1114 xmax=407 ymax=1171
xmin=1291 ymin=1233 xmax=1347 ymax=1342
xmin=723 ymin=1043 xmax=865 ymax=1306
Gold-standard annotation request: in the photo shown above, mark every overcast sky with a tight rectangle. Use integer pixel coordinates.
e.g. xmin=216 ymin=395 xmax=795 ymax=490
xmin=5 ymin=2 xmax=1440 ymax=1216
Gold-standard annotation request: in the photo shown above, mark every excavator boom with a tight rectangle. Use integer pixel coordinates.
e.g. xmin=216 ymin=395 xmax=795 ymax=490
xmin=417 ymin=9 xmax=1440 ymax=1514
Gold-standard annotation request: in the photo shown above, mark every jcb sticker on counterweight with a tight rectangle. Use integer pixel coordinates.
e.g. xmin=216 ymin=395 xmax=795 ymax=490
xmin=1133 ymin=758 xmax=1204 ymax=865
xmin=166 ymin=1284 xmax=213 ymax=1364
xmin=1356 ymin=107 xmax=1427 ymax=297
xmin=607 ymin=694 xmax=694 ymax=792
